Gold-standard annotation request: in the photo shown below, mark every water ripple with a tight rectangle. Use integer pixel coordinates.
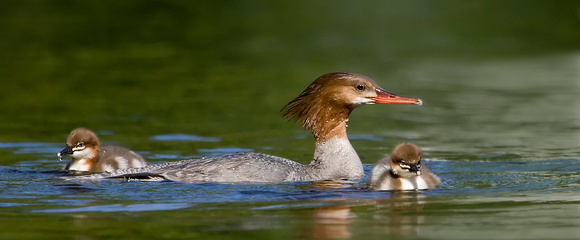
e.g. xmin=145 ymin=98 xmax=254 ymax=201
xmin=33 ymin=203 xmax=192 ymax=213
xmin=150 ymin=134 xmax=221 ymax=142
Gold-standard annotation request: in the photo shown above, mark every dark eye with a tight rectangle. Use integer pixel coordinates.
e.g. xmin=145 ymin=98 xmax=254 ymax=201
xmin=76 ymin=142 xmax=85 ymax=148
xmin=355 ymin=84 xmax=365 ymax=91
xmin=399 ymin=161 xmax=410 ymax=168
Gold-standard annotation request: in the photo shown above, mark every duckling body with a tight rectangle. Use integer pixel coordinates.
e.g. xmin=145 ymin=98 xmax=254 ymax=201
xmin=58 ymin=128 xmax=147 ymax=173
xmin=368 ymin=143 xmax=440 ymax=190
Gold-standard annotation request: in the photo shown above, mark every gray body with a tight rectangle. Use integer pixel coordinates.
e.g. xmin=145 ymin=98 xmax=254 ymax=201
xmin=72 ymin=137 xmax=364 ymax=183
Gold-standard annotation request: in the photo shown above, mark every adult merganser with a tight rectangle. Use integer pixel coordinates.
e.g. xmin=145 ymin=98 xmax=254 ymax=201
xmin=58 ymin=128 xmax=148 ymax=172
xmin=368 ymin=143 xmax=441 ymax=190
xmin=76 ymin=72 xmax=422 ymax=183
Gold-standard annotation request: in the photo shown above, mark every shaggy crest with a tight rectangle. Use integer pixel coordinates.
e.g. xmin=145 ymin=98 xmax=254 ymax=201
xmin=281 ymin=72 xmax=371 ymax=142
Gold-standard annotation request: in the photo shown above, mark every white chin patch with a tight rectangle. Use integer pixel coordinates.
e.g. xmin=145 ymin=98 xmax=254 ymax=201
xmin=352 ymin=97 xmax=374 ymax=106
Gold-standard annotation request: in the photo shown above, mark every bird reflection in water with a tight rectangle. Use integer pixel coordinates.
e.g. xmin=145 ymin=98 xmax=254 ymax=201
xmin=372 ymin=191 xmax=426 ymax=237
xmin=305 ymin=190 xmax=428 ymax=239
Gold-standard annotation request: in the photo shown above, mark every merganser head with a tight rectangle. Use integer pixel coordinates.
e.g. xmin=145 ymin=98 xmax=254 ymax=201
xmin=281 ymin=72 xmax=422 ymax=142
xmin=390 ymin=143 xmax=422 ymax=176
xmin=58 ymin=128 xmax=100 ymax=161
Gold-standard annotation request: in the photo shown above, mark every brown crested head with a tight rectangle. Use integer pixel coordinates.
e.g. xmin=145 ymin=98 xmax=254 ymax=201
xmin=390 ymin=143 xmax=422 ymax=175
xmin=65 ymin=128 xmax=100 ymax=148
xmin=281 ymin=72 xmax=422 ymax=142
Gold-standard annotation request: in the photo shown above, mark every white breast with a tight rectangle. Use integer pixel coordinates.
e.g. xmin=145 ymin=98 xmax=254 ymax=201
xmin=67 ymin=159 xmax=92 ymax=171
xmin=399 ymin=177 xmax=429 ymax=190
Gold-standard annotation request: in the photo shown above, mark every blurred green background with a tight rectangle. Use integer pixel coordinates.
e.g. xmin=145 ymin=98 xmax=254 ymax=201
xmin=0 ymin=0 xmax=579 ymax=162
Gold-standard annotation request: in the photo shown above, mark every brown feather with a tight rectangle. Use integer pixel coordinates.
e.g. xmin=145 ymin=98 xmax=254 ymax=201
xmin=281 ymin=72 xmax=371 ymax=142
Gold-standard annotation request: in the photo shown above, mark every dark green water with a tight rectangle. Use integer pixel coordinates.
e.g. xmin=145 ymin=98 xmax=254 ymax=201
xmin=1 ymin=1 xmax=580 ymax=239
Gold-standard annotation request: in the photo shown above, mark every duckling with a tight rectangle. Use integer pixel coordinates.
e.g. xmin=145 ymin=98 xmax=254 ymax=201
xmin=58 ymin=128 xmax=147 ymax=173
xmin=368 ymin=143 xmax=440 ymax=190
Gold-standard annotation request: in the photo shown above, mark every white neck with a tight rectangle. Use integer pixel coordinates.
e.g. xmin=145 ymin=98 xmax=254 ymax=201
xmin=307 ymin=137 xmax=364 ymax=179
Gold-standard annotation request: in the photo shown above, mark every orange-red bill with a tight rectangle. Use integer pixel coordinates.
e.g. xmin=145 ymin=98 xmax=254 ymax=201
xmin=372 ymin=88 xmax=422 ymax=106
